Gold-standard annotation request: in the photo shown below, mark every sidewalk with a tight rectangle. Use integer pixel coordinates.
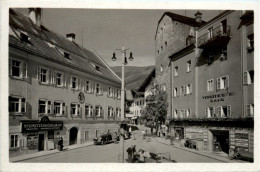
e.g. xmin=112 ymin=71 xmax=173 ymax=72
xmin=152 ymin=136 xmax=247 ymax=163
xmin=10 ymin=141 xmax=93 ymax=162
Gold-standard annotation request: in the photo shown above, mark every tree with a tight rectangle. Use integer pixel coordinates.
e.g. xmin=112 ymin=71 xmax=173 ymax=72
xmin=141 ymin=82 xmax=168 ymax=134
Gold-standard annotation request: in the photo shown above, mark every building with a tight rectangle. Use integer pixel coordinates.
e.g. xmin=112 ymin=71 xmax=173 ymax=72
xmin=9 ymin=8 xmax=122 ymax=157
xmin=129 ymin=90 xmax=145 ymax=125
xmin=155 ymin=11 xmax=254 ymax=154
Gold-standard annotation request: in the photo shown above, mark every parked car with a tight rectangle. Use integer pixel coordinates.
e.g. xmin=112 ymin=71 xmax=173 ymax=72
xmin=133 ymin=152 xmax=177 ymax=163
xmin=229 ymin=147 xmax=253 ymax=162
xmin=184 ymin=139 xmax=196 ymax=149
xmin=93 ymin=133 xmax=112 ymax=145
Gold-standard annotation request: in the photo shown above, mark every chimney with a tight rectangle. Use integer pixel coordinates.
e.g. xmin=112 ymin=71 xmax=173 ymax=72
xmin=29 ymin=8 xmax=42 ymax=27
xmin=66 ymin=33 xmax=76 ymax=42
xmin=194 ymin=11 xmax=202 ymax=24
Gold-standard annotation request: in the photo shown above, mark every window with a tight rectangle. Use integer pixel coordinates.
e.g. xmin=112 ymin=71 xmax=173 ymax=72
xmin=187 ymin=60 xmax=191 ymax=72
xmin=85 ymin=80 xmax=92 ymax=93
xmin=84 ymin=131 xmax=89 ymax=140
xmin=247 ymin=34 xmax=254 ymax=51
xmin=20 ymin=32 xmax=29 ymax=43
xmin=217 ymin=76 xmax=229 ymax=90
xmin=208 ymin=52 xmax=213 ymax=64
xmin=160 ymin=65 xmax=163 ymax=73
xmin=38 ymin=100 xmax=51 ymax=114
xmin=71 ymin=76 xmax=80 ymax=90
xmin=54 ymin=71 xmax=65 ymax=87
xmin=95 ymin=106 xmax=103 ymax=117
xmin=205 ymin=107 xmax=215 ymax=118
xmin=64 ymin=52 xmax=70 ymax=60
xmin=116 ymin=89 xmax=121 ymax=99
xmin=108 ymin=107 xmax=113 ymax=117
xmin=220 ymin=47 xmax=227 ymax=60
xmin=10 ymin=134 xmax=18 ymax=148
xmin=173 ymin=88 xmax=178 ymax=97
xmin=207 ymin=79 xmax=214 ymax=92
xmin=161 ymin=85 xmax=166 ymax=91
xmin=217 ymin=106 xmax=231 ymax=117
xmin=108 ymin=87 xmax=113 ymax=97
xmin=116 ymin=108 xmax=121 ymax=118
xmin=71 ymin=103 xmax=81 ymax=116
xmin=180 ymin=109 xmax=185 ymax=118
xmin=85 ymin=104 xmax=93 ymax=117
xmin=95 ymin=130 xmax=99 ymax=137
xmin=173 ymin=110 xmax=178 ymax=118
xmin=174 ymin=66 xmax=178 ymax=76
xmin=186 ymin=84 xmax=192 ymax=94
xmin=54 ymin=101 xmax=65 ymax=115
xmin=9 ymin=96 xmax=26 ymax=113
xmin=38 ymin=67 xmax=52 ymax=84
xmin=208 ymin=27 xmax=213 ymax=39
xmin=244 ymin=71 xmax=254 ymax=85
xmin=246 ymin=104 xmax=254 ymax=116
xmin=186 ymin=109 xmax=191 ymax=117
xmin=180 ymin=86 xmax=186 ymax=96
xmin=95 ymin=83 xmax=103 ymax=95
xmin=10 ymin=59 xmax=27 ymax=78
xmin=165 ymin=41 xmax=167 ymax=47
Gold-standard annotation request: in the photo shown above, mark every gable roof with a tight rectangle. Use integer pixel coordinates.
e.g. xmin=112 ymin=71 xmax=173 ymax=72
xmin=9 ymin=8 xmax=121 ymax=84
xmin=155 ymin=12 xmax=206 ymax=39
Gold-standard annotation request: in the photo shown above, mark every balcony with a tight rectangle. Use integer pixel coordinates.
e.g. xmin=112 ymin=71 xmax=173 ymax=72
xmin=198 ymin=25 xmax=231 ymax=49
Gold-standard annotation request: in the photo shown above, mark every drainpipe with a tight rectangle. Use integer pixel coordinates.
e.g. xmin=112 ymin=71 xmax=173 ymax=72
xmin=195 ymin=31 xmax=199 ymax=117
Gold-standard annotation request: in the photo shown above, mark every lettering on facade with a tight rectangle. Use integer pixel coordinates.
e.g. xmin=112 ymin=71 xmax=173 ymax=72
xmin=21 ymin=122 xmax=63 ymax=132
xmin=202 ymin=92 xmax=235 ymax=103
xmin=235 ymin=132 xmax=249 ymax=149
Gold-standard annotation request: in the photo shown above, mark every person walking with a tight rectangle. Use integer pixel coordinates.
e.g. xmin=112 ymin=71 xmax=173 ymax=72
xmin=170 ymin=133 xmax=174 ymax=145
xmin=126 ymin=146 xmax=133 ymax=163
xmin=142 ymin=130 xmax=145 ymax=139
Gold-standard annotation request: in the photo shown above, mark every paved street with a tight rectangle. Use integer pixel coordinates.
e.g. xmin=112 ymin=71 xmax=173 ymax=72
xmin=19 ymin=129 xmax=225 ymax=163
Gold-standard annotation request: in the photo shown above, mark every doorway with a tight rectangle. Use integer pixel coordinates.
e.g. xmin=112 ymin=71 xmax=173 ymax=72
xmin=69 ymin=127 xmax=78 ymax=145
xmin=211 ymin=130 xmax=229 ymax=154
xmin=38 ymin=134 xmax=44 ymax=151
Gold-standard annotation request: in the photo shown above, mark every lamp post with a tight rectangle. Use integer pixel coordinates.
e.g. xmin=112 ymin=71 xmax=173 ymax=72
xmin=112 ymin=46 xmax=133 ymax=163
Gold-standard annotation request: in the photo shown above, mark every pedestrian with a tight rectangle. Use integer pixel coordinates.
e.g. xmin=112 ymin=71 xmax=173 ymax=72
xmin=142 ymin=130 xmax=145 ymax=139
xmin=58 ymin=137 xmax=63 ymax=151
xmin=170 ymin=133 xmax=174 ymax=145
xmin=139 ymin=149 xmax=145 ymax=163
xmin=132 ymin=145 xmax=136 ymax=162
xmin=113 ymin=132 xmax=118 ymax=144
xmin=126 ymin=146 xmax=133 ymax=163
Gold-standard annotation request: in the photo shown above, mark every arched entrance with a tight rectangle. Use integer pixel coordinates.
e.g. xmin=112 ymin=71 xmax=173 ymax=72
xmin=69 ymin=127 xmax=78 ymax=145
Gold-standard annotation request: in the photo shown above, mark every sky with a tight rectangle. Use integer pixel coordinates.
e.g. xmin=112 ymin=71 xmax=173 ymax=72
xmin=15 ymin=8 xmax=222 ymax=67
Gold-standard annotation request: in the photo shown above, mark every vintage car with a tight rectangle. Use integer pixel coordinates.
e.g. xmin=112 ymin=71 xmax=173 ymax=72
xmin=133 ymin=152 xmax=177 ymax=163
xmin=93 ymin=133 xmax=113 ymax=145
xmin=184 ymin=139 xmax=196 ymax=149
xmin=229 ymin=147 xmax=253 ymax=162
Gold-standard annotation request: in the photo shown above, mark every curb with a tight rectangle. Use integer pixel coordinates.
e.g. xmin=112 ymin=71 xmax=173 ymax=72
xmin=152 ymin=137 xmax=230 ymax=163
xmin=11 ymin=143 xmax=94 ymax=162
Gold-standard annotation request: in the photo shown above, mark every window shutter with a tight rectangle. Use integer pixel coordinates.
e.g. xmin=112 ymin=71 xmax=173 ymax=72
xmin=38 ymin=100 xmax=41 ymax=113
xmin=37 ymin=67 xmax=40 ymax=81
xmin=78 ymin=78 xmax=81 ymax=90
xmin=21 ymin=98 xmax=26 ymax=113
xmin=9 ymin=60 xmax=12 ymax=76
xmin=70 ymin=77 xmax=73 ymax=89
xmin=243 ymin=72 xmax=248 ymax=85
xmin=190 ymin=84 xmax=192 ymax=94
xmin=205 ymin=108 xmax=208 ymax=117
xmin=217 ymin=107 xmax=221 ymax=117
xmin=216 ymin=78 xmax=220 ymax=91
xmin=53 ymin=71 xmax=56 ymax=85
xmin=48 ymin=101 xmax=51 ymax=114
xmin=48 ymin=70 xmax=52 ymax=84
xmin=22 ymin=62 xmax=27 ymax=78
xmin=213 ymin=107 xmax=215 ymax=117
xmin=70 ymin=104 xmax=72 ymax=116
xmin=93 ymin=82 xmax=96 ymax=93
xmin=77 ymin=104 xmax=80 ymax=116
xmin=226 ymin=75 xmax=229 ymax=88
xmin=227 ymin=106 xmax=231 ymax=117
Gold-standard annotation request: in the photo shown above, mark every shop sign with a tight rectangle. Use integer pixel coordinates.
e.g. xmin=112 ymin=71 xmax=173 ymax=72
xmin=21 ymin=116 xmax=63 ymax=132
xmin=202 ymin=92 xmax=235 ymax=103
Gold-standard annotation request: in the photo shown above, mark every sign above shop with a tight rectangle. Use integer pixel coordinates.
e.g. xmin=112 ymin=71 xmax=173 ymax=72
xmin=21 ymin=116 xmax=63 ymax=132
xmin=202 ymin=92 xmax=235 ymax=103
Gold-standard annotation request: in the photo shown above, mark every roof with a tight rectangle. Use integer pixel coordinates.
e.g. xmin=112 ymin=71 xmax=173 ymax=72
xmin=155 ymin=12 xmax=206 ymax=39
xmin=9 ymin=8 xmax=121 ymax=84
xmin=137 ymin=68 xmax=155 ymax=92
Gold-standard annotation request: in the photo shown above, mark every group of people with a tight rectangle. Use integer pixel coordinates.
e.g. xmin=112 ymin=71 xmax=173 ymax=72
xmin=126 ymin=145 xmax=151 ymax=163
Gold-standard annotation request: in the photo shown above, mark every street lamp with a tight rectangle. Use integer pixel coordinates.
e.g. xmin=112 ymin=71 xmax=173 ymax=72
xmin=112 ymin=46 xmax=133 ymax=163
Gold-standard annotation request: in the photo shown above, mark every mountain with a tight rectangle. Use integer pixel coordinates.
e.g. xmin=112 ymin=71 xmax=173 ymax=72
xmin=111 ymin=66 xmax=155 ymax=90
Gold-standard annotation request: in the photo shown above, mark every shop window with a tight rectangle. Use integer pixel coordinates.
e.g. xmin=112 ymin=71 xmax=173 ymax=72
xmin=71 ymin=103 xmax=81 ymax=116
xmin=108 ymin=107 xmax=113 ymax=118
xmin=217 ymin=75 xmax=229 ymax=90
xmin=85 ymin=104 xmax=93 ymax=117
xmin=9 ymin=96 xmax=26 ymax=114
xmin=244 ymin=70 xmax=254 ymax=85
xmin=54 ymin=71 xmax=65 ymax=87
xmin=207 ymin=79 xmax=214 ymax=92
xmin=217 ymin=106 xmax=231 ymax=117
xmin=174 ymin=66 xmax=178 ymax=76
xmin=10 ymin=59 xmax=27 ymax=79
xmin=54 ymin=101 xmax=65 ymax=115
xmin=10 ymin=134 xmax=19 ymax=148
xmin=85 ymin=131 xmax=89 ymax=140
xmin=95 ymin=83 xmax=103 ymax=95
xmin=205 ymin=107 xmax=215 ymax=118
xmin=95 ymin=106 xmax=103 ymax=117
xmin=38 ymin=66 xmax=52 ymax=84
xmin=71 ymin=76 xmax=80 ymax=90
xmin=187 ymin=60 xmax=191 ymax=72
xmin=38 ymin=100 xmax=51 ymax=114
xmin=85 ymin=80 xmax=92 ymax=93
xmin=246 ymin=104 xmax=254 ymax=117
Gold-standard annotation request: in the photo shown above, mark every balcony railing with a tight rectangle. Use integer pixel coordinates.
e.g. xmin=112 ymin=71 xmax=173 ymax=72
xmin=198 ymin=25 xmax=231 ymax=49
